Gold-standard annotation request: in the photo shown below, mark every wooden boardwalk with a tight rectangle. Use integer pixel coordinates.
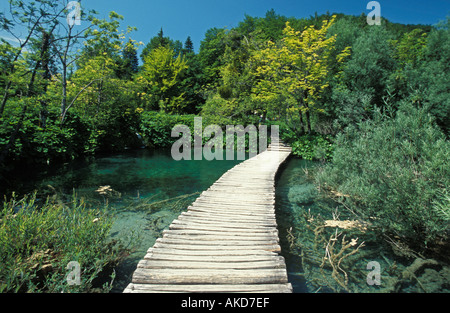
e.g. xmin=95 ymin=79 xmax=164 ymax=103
xmin=124 ymin=142 xmax=292 ymax=293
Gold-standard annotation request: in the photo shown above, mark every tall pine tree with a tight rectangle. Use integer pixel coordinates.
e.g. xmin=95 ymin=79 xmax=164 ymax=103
xmin=184 ymin=36 xmax=194 ymax=53
xmin=119 ymin=39 xmax=139 ymax=79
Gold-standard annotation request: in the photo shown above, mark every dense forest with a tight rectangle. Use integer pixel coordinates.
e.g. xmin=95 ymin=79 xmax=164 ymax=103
xmin=0 ymin=0 xmax=449 ymax=293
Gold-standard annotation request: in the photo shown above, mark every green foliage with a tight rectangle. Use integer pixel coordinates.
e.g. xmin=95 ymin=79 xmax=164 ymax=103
xmin=140 ymin=28 xmax=183 ymax=62
xmin=0 ymin=102 xmax=90 ymax=168
xmin=139 ymin=111 xmax=196 ymax=148
xmin=141 ymin=46 xmax=188 ymax=113
xmin=389 ymin=18 xmax=450 ymax=135
xmin=0 ymin=193 xmax=125 ymax=293
xmin=251 ymin=16 xmax=351 ymax=134
xmin=341 ymin=25 xmax=396 ymax=108
xmin=316 ymin=103 xmax=450 ymax=244
xmin=291 ymin=134 xmax=334 ymax=161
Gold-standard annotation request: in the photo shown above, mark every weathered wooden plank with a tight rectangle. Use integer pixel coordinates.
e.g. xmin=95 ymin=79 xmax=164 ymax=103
xmin=168 ymin=222 xmax=279 ymax=235
xmin=144 ymin=252 xmax=285 ymax=263
xmin=146 ymin=247 xmax=278 ymax=256
xmin=192 ymin=200 xmax=275 ymax=209
xmin=161 ymin=230 xmax=280 ymax=242
xmin=137 ymin=259 xmax=286 ymax=270
xmin=157 ymin=237 xmax=279 ymax=246
xmin=171 ymin=218 xmax=276 ymax=230
xmin=152 ymin=242 xmax=281 ymax=253
xmin=180 ymin=211 xmax=277 ymax=222
xmin=175 ymin=217 xmax=277 ymax=228
xmin=205 ymin=188 xmax=275 ymax=195
xmin=178 ymin=214 xmax=277 ymax=226
xmin=201 ymin=191 xmax=275 ymax=199
xmin=132 ymin=268 xmax=289 ymax=285
xmin=199 ymin=194 xmax=275 ymax=203
xmin=208 ymin=185 xmax=274 ymax=191
xmin=187 ymin=205 xmax=276 ymax=216
xmin=162 ymin=229 xmax=279 ymax=239
xmin=124 ymin=283 xmax=293 ymax=293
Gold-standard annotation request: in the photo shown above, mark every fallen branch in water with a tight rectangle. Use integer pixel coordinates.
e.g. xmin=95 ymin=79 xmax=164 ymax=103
xmin=146 ymin=192 xmax=200 ymax=209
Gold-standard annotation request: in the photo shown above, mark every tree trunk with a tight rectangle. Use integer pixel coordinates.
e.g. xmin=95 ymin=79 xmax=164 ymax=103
xmin=298 ymin=110 xmax=305 ymax=135
xmin=61 ymin=67 xmax=67 ymax=121
xmin=305 ymin=109 xmax=312 ymax=134
xmin=0 ymin=81 xmax=12 ymax=116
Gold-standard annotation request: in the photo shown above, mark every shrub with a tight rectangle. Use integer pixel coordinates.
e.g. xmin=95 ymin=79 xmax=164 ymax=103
xmin=139 ymin=111 xmax=196 ymax=148
xmin=0 ymin=193 xmax=125 ymax=293
xmin=316 ymin=103 xmax=450 ymax=244
xmin=291 ymin=134 xmax=334 ymax=161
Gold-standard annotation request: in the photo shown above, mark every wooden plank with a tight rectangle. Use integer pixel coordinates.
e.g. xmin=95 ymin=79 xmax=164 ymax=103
xmin=152 ymin=242 xmax=281 ymax=253
xmin=161 ymin=230 xmax=280 ymax=242
xmin=144 ymin=252 xmax=285 ymax=263
xmin=199 ymin=194 xmax=275 ymax=202
xmin=124 ymin=283 xmax=293 ymax=293
xmin=187 ymin=206 xmax=276 ymax=217
xmin=157 ymin=237 xmax=279 ymax=246
xmin=132 ymin=268 xmax=289 ymax=285
xmin=174 ymin=213 xmax=277 ymax=224
xmin=137 ymin=259 xmax=286 ymax=270
xmin=201 ymin=191 xmax=275 ymax=199
xmin=170 ymin=219 xmax=277 ymax=230
xmin=193 ymin=199 xmax=275 ymax=209
xmin=168 ymin=222 xmax=279 ymax=235
xmin=162 ymin=229 xmax=279 ymax=239
xmin=205 ymin=188 xmax=274 ymax=195
xmin=180 ymin=211 xmax=277 ymax=222
xmin=146 ymin=247 xmax=278 ymax=256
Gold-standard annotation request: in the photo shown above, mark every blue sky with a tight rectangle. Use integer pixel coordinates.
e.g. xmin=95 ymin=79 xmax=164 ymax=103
xmin=1 ymin=0 xmax=449 ymax=54
xmin=82 ymin=0 xmax=449 ymax=53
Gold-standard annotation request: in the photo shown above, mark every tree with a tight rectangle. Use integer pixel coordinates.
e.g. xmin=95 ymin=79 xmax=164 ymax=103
xmin=0 ymin=0 xmax=74 ymax=166
xmin=383 ymin=18 xmax=449 ymax=136
xmin=341 ymin=25 xmax=396 ymax=110
xmin=251 ymin=16 xmax=350 ymax=134
xmin=118 ymin=39 xmax=140 ymax=79
xmin=141 ymin=45 xmax=188 ymax=113
xmin=184 ymin=36 xmax=194 ymax=54
xmin=392 ymin=28 xmax=428 ymax=68
xmin=140 ymin=28 xmax=182 ymax=62
xmin=197 ymin=27 xmax=228 ymax=91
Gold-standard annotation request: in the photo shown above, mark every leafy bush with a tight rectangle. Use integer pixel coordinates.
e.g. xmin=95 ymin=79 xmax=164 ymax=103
xmin=0 ymin=193 xmax=126 ymax=293
xmin=316 ymin=103 xmax=450 ymax=244
xmin=0 ymin=104 xmax=91 ymax=169
xmin=140 ymin=111 xmax=238 ymax=149
xmin=291 ymin=134 xmax=334 ymax=161
xmin=139 ymin=111 xmax=196 ymax=148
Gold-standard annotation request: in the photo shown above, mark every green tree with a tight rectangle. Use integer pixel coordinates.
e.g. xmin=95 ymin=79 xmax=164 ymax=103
xmin=141 ymin=46 xmax=188 ymax=113
xmin=197 ymin=27 xmax=228 ymax=92
xmin=184 ymin=36 xmax=194 ymax=54
xmin=118 ymin=39 xmax=140 ymax=80
xmin=140 ymin=28 xmax=183 ymax=62
xmin=341 ymin=25 xmax=396 ymax=110
xmin=251 ymin=16 xmax=351 ymax=134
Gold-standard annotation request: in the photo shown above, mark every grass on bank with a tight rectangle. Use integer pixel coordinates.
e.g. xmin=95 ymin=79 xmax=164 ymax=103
xmin=0 ymin=192 xmax=129 ymax=293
